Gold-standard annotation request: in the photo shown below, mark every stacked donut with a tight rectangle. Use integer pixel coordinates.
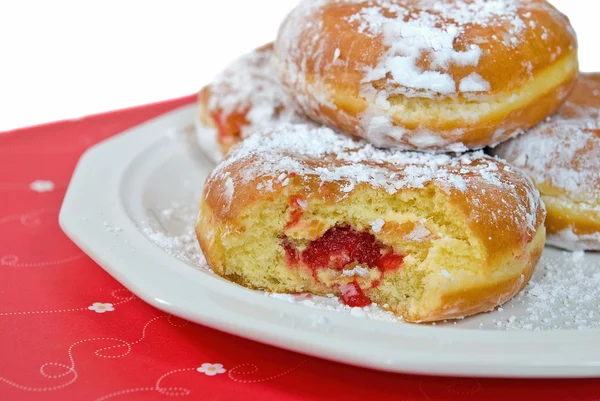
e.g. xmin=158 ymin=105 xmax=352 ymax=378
xmin=194 ymin=0 xmax=587 ymax=322
xmin=493 ymin=74 xmax=600 ymax=251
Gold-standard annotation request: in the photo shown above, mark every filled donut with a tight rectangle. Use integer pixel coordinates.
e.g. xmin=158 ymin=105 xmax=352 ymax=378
xmin=275 ymin=0 xmax=578 ymax=152
xmin=196 ymin=123 xmax=546 ymax=322
xmin=493 ymin=74 xmax=600 ymax=251
xmin=196 ymin=44 xmax=304 ymax=161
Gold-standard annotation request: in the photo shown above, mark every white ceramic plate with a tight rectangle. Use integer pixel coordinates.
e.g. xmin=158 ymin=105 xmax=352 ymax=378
xmin=60 ymin=104 xmax=600 ymax=378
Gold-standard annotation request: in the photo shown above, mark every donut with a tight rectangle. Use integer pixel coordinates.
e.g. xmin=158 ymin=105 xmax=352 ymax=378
xmin=493 ymin=74 xmax=600 ymax=251
xmin=196 ymin=44 xmax=304 ymax=161
xmin=196 ymin=123 xmax=546 ymax=322
xmin=275 ymin=0 xmax=578 ymax=152
xmin=557 ymin=73 xmax=600 ymax=119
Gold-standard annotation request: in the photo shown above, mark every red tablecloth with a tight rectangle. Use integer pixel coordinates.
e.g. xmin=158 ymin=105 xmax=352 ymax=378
xmin=0 ymin=97 xmax=598 ymax=401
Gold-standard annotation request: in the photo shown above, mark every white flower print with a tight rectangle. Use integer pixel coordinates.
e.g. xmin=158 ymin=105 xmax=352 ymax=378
xmin=29 ymin=180 xmax=55 ymax=193
xmin=88 ymin=302 xmax=114 ymax=313
xmin=197 ymin=363 xmax=226 ymax=376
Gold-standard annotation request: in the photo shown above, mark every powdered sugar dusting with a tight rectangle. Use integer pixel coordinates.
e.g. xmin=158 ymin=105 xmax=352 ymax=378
xmin=370 ymin=218 xmax=385 ymax=233
xmin=223 ymin=176 xmax=235 ymax=211
xmin=482 ymin=250 xmax=600 ymax=331
xmin=340 ymin=265 xmax=371 ymax=278
xmin=208 ymin=123 xmax=542 ymax=236
xmin=142 ymin=204 xmax=210 ymax=269
xmin=492 ymin=75 xmax=600 ymax=251
xmin=349 ymin=0 xmax=526 ymax=98
xmin=459 ymin=73 xmax=491 ymax=93
xmin=275 ymin=0 xmax=556 ymax=151
xmin=213 ymin=123 xmax=522 ymax=193
xmin=493 ymin=118 xmax=600 ymax=200
xmin=547 ymin=229 xmax=600 ymax=252
xmin=405 ymin=224 xmax=431 ymax=241
xmin=204 ymin=45 xmax=303 ymax=139
xmin=346 ymin=0 xmax=529 ymax=148
xmin=357 ymin=112 xmax=470 ymax=150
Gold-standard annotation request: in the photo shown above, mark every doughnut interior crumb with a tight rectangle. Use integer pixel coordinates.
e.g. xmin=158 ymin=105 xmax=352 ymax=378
xmin=197 ymin=125 xmax=545 ymax=322
xmin=199 ymin=184 xmax=544 ymax=322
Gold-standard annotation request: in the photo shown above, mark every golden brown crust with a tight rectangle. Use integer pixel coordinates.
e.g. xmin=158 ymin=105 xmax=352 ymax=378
xmin=310 ymin=75 xmax=576 ymax=150
xmin=203 ymin=127 xmax=544 ymax=258
xmin=543 ymin=196 xmax=600 ymax=236
xmin=196 ymin=125 xmax=546 ymax=321
xmin=275 ymin=0 xmax=578 ymax=151
xmin=206 ymin=164 xmax=543 ymax=259
xmin=493 ymin=73 xmax=600 ymax=250
xmin=281 ymin=0 xmax=576 ymax=98
xmin=559 ymin=73 xmax=600 ymax=119
xmin=417 ymin=231 xmax=543 ymax=322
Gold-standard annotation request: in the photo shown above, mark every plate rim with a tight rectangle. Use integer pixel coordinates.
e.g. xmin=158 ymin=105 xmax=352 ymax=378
xmin=59 ymin=104 xmax=600 ymax=378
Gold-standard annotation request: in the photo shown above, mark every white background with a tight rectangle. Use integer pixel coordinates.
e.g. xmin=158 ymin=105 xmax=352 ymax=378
xmin=0 ymin=0 xmax=596 ymax=131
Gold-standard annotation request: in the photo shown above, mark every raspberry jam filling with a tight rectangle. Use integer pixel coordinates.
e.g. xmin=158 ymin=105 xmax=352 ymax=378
xmin=285 ymin=195 xmax=306 ymax=230
xmin=302 ymin=226 xmax=389 ymax=270
xmin=282 ymin=225 xmax=404 ymax=308
xmin=340 ymin=282 xmax=372 ymax=308
xmin=282 ymin=239 xmax=300 ymax=266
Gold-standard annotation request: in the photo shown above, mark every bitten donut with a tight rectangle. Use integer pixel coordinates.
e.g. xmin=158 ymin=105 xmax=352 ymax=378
xmin=493 ymin=74 xmax=600 ymax=251
xmin=196 ymin=124 xmax=546 ymax=322
xmin=275 ymin=0 xmax=578 ymax=151
xmin=196 ymin=44 xmax=304 ymax=161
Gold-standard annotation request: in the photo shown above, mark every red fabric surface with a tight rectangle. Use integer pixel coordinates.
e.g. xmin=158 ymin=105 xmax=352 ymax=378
xmin=0 ymin=97 xmax=598 ymax=401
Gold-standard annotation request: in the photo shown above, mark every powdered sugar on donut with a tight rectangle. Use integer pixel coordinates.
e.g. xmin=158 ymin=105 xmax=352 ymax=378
xmin=406 ymin=224 xmax=431 ymax=241
xmin=275 ymin=0 xmax=571 ymax=151
xmin=459 ymin=73 xmax=491 ymax=93
xmin=547 ymin=229 xmax=600 ymax=252
xmin=278 ymin=0 xmax=530 ymax=100
xmin=493 ymin=118 xmax=600 ymax=201
xmin=209 ymin=123 xmax=543 ymax=233
xmin=370 ymin=218 xmax=385 ymax=233
xmin=349 ymin=0 xmax=529 ymax=98
xmin=357 ymin=111 xmax=470 ymax=150
xmin=223 ymin=176 xmax=235 ymax=211
xmin=204 ymin=46 xmax=303 ymax=138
